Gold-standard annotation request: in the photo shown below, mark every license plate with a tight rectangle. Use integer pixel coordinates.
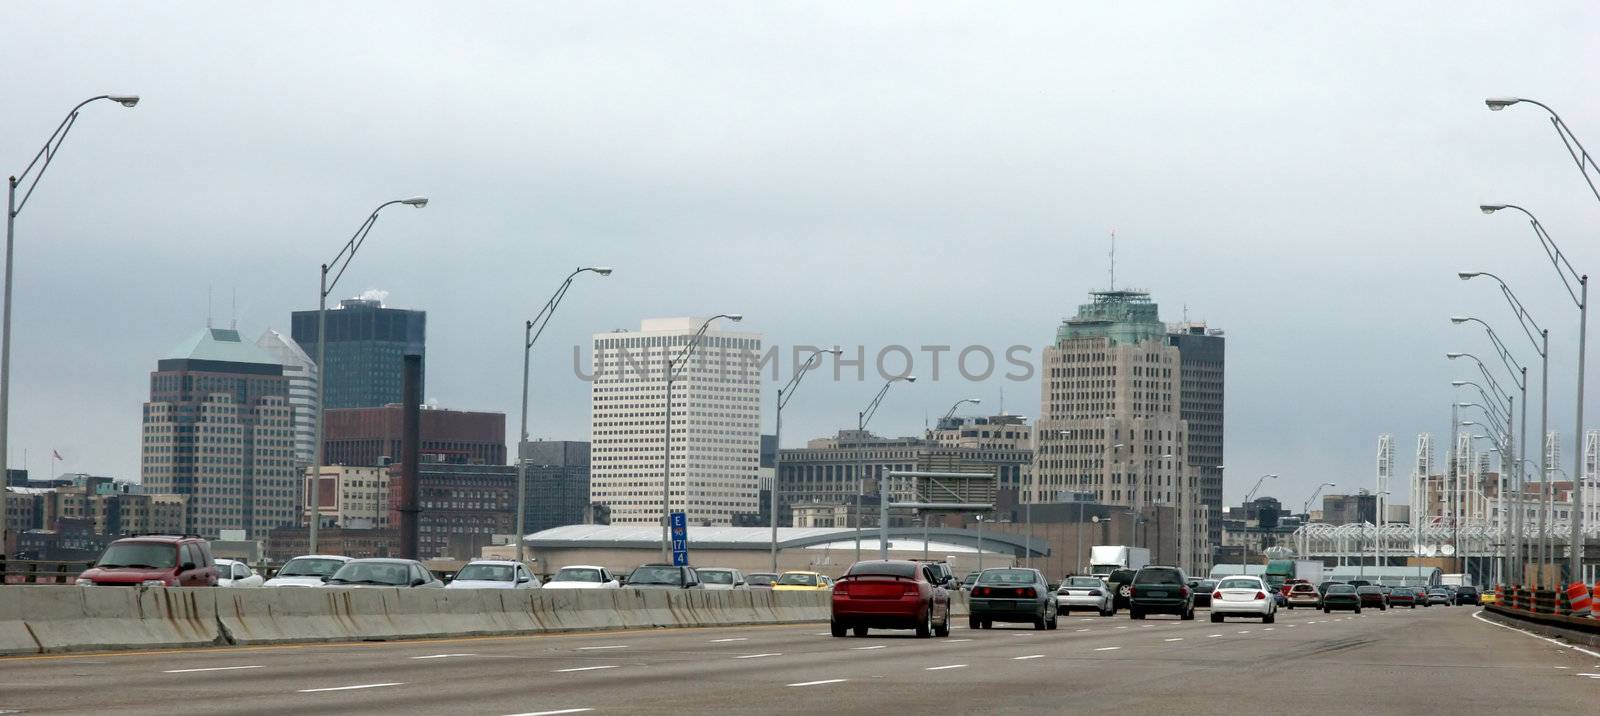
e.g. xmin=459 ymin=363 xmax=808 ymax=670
xmin=1145 ymin=591 xmax=1166 ymax=598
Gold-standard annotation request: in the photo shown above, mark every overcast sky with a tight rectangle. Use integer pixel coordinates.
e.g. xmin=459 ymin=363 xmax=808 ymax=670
xmin=4 ymin=2 xmax=1599 ymax=508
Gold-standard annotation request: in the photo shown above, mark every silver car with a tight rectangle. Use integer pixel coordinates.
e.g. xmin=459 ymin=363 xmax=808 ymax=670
xmin=444 ymin=560 xmax=540 ymax=590
xmin=696 ymin=568 xmax=748 ymax=590
xmin=1056 ymin=575 xmax=1115 ymax=616
xmin=322 ymin=558 xmax=443 ymax=588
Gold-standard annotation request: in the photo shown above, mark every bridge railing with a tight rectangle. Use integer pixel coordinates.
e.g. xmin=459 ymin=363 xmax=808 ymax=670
xmin=0 ymin=558 xmax=95 ymax=585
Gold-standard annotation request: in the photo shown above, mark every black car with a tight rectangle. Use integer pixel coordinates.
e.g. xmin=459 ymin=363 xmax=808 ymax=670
xmin=1356 ymin=585 xmax=1387 ymax=610
xmin=1128 ymin=566 xmax=1195 ymax=620
xmin=968 ymin=568 xmax=1058 ymax=630
xmin=1454 ymin=586 xmax=1481 ymax=606
xmin=1190 ymin=579 xmax=1218 ymax=608
xmin=1317 ymin=580 xmax=1342 ymax=596
xmin=1106 ymin=568 xmax=1138 ymax=609
xmin=623 ymin=564 xmax=702 ymax=589
xmin=1322 ymin=583 xmax=1361 ymax=613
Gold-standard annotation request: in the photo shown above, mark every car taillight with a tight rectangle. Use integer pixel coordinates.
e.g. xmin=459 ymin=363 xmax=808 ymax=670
xmin=1088 ymin=589 xmax=1101 ymax=596
xmin=1255 ymin=591 xmax=1266 ymax=600
xmin=1179 ymin=586 xmax=1189 ymax=598
xmin=1212 ymin=591 xmax=1223 ymax=600
xmin=904 ymin=584 xmax=920 ymax=596
xmin=1018 ymin=587 xmax=1035 ymax=598
xmin=976 ymin=586 xmax=991 ymax=597
xmin=834 ymin=581 xmax=851 ymax=596
xmin=1129 ymin=585 xmax=1136 ymax=597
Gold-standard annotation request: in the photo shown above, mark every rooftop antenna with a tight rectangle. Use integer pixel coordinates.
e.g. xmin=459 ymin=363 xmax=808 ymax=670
xmin=998 ymin=386 xmax=1005 ymax=415
xmin=230 ymin=287 xmax=237 ymax=330
xmin=206 ymin=284 xmax=214 ymax=329
xmin=1108 ymin=228 xmax=1117 ymax=290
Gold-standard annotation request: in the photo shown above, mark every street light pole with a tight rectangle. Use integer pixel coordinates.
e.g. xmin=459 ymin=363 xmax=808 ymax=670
xmin=1478 ymin=202 xmax=1593 ymax=581
xmin=851 ymin=377 xmax=919 ymax=563
xmin=658 ymin=314 xmax=743 ymax=562
xmin=1459 ymin=270 xmax=1555 ymax=584
xmin=311 ymin=196 xmax=428 ymax=554
xmin=770 ymin=348 xmax=838 ymax=572
xmin=515 ymin=267 xmax=611 ymax=563
xmin=1 ymin=94 xmax=138 ymax=555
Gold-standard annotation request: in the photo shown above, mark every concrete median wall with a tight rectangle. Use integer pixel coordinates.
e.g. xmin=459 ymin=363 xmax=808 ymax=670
xmin=0 ymin=586 xmax=831 ymax=656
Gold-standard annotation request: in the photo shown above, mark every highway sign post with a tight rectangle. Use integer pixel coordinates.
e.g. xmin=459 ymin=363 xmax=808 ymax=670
xmin=670 ymin=512 xmax=689 ymax=566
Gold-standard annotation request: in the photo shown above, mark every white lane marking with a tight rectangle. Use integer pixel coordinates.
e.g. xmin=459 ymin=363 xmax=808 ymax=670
xmin=1164 ymin=638 xmax=1183 ymax=642
xmin=297 ymin=682 xmax=403 ymax=693
xmin=163 ymin=665 xmax=263 ymax=673
xmin=1013 ymin=654 xmax=1046 ymax=660
xmin=1555 ymin=666 xmax=1569 ymax=669
xmin=1237 ymin=630 xmax=1251 ymax=634
xmin=788 ymin=679 xmax=847 ymax=687
xmin=1470 ymin=609 xmax=1600 ymax=659
xmin=1287 ymin=625 xmax=1297 ymax=628
xmin=1141 ymin=624 xmax=1153 ymax=628
xmin=1075 ymin=629 xmax=1090 ymax=632
xmin=1264 ymin=628 xmax=1275 ymax=631
xmin=813 ymin=632 xmax=833 ymax=636
xmin=851 ymin=645 xmax=887 ymax=650
xmin=577 ymin=645 xmax=628 ymax=650
xmin=411 ymin=654 xmax=475 ymax=660
xmin=503 ymin=710 xmax=594 ymax=716
xmin=1115 ymin=626 xmax=1128 ymax=629
xmin=1094 ymin=646 xmax=1121 ymax=651
xmin=710 ymin=638 xmax=749 ymax=643
xmin=555 ymin=665 xmax=619 ymax=673
xmin=946 ymin=638 xmax=972 ymax=643
xmin=735 ymin=653 xmax=782 ymax=659
xmin=1207 ymin=634 xmax=1222 ymax=638
xmin=925 ymin=664 xmax=967 ymax=671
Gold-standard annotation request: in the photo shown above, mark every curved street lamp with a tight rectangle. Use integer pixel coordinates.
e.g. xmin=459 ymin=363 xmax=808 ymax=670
xmin=855 ymin=375 xmax=916 ymax=562
xmin=2 ymin=94 xmax=140 ymax=552
xmin=769 ymin=347 xmax=841 ymax=572
xmin=1484 ymin=98 xmax=1599 ymax=204
xmin=658 ymin=314 xmax=742 ymax=560
xmin=514 ymin=267 xmax=611 ymax=563
xmin=309 ymin=197 xmax=429 ymax=554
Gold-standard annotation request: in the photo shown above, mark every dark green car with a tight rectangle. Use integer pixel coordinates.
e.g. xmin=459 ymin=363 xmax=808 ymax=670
xmin=1128 ymin=566 xmax=1195 ymax=620
xmin=1321 ymin=583 xmax=1361 ymax=613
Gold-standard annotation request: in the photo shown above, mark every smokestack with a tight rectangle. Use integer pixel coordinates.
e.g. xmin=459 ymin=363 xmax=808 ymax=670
xmin=398 ymin=353 xmax=423 ymax=560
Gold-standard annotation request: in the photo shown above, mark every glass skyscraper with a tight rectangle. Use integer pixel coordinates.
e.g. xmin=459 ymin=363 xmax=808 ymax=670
xmin=291 ymin=297 xmax=426 ymax=409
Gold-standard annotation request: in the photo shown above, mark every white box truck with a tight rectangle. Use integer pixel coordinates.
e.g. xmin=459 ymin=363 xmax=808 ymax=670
xmin=1088 ymin=545 xmax=1151 ymax=578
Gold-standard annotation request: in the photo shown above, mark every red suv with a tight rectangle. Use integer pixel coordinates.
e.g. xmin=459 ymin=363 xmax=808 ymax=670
xmin=75 ymin=534 xmax=218 ymax=587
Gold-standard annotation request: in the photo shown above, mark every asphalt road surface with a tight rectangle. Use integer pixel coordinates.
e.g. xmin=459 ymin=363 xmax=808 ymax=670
xmin=1 ymin=605 xmax=1595 ymax=714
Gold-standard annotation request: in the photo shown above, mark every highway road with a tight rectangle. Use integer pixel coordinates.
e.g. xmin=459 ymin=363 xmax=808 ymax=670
xmin=1 ymin=606 xmax=1595 ymax=714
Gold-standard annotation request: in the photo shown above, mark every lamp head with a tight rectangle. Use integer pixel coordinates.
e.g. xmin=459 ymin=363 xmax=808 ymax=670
xmin=827 ymin=348 xmax=843 ymax=355
xmin=1479 ymin=204 xmax=1506 ymax=214
xmin=1449 ymin=316 xmax=1470 ymax=324
xmin=588 ymin=267 xmax=614 ymax=276
xmin=400 ymin=196 xmax=429 ymax=207
xmin=1457 ymin=272 xmax=1481 ymax=281
xmin=966 ymin=398 xmax=982 ymax=405
xmin=108 ymin=95 xmax=140 ymax=107
xmin=1445 ymin=352 xmax=1464 ymax=359
xmin=1484 ymin=97 xmax=1521 ymax=111
xmin=903 ymin=375 xmax=917 ymax=383
xmin=1451 ymin=380 xmax=1467 ymax=387
xmin=725 ymin=314 xmax=743 ymax=322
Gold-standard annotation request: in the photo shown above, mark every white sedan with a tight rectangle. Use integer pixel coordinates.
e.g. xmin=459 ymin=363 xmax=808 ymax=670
xmin=541 ymin=565 xmax=620 ymax=590
xmin=1209 ymin=575 xmax=1277 ymax=623
xmin=215 ymin=558 xmax=264 ymax=588
xmin=262 ymin=555 xmax=353 ymax=587
xmin=1056 ymin=575 xmax=1115 ymax=616
xmin=444 ymin=560 xmax=540 ymax=590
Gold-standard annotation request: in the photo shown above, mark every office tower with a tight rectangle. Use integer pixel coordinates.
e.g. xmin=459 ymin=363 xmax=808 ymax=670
xmin=142 ymin=327 xmax=297 ymax=538
xmin=1034 ymin=290 xmax=1209 ymax=571
xmin=1167 ymin=322 xmax=1225 ymax=559
xmin=322 ymin=405 xmax=506 ymax=467
xmin=589 ymin=317 xmax=762 ymax=526
xmin=290 ymin=295 xmax=425 ymax=409
xmin=256 ymin=329 xmax=319 ymax=468
xmin=518 ymin=440 xmax=592 ymax=532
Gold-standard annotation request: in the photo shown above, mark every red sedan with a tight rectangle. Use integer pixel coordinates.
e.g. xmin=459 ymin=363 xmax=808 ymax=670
xmin=831 ymin=560 xmax=952 ymax=638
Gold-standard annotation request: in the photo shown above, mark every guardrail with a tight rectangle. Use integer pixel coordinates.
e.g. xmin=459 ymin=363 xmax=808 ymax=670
xmin=0 ymin=558 xmax=95 ymax=585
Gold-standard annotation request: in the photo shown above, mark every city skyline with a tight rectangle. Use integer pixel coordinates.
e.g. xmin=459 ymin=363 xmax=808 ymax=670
xmin=3 ymin=3 xmax=1599 ymax=511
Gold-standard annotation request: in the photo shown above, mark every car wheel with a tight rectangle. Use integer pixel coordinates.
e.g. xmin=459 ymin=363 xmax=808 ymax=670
xmin=1033 ymin=615 xmax=1047 ymax=630
xmin=1057 ymin=606 xmax=1067 ymax=616
xmin=934 ymin=612 xmax=951 ymax=638
xmin=853 ymin=626 xmax=868 ymax=637
xmin=1264 ymin=612 xmax=1275 ymax=624
xmin=831 ymin=620 xmax=847 ymax=637
xmin=1287 ymin=605 xmax=1293 ymax=610
xmin=1181 ymin=606 xmax=1195 ymax=621
xmin=1410 ymin=604 xmax=1415 ymax=609
xmin=1210 ymin=613 xmax=1222 ymax=623
xmin=1324 ymin=607 xmax=1331 ymax=613
xmin=968 ymin=616 xmax=980 ymax=630
xmin=1047 ymin=611 xmax=1058 ymax=630
xmin=1100 ymin=605 xmax=1114 ymax=617
xmin=916 ymin=605 xmax=933 ymax=638
xmin=1354 ymin=607 xmax=1361 ymax=615
xmin=1130 ymin=609 xmax=1144 ymax=620
xmin=982 ymin=620 xmax=993 ymax=629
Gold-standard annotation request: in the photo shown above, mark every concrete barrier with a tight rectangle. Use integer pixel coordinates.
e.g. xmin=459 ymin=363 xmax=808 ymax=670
xmin=0 ymin=586 xmax=222 ymax=655
xmin=0 ymin=585 xmax=834 ymax=656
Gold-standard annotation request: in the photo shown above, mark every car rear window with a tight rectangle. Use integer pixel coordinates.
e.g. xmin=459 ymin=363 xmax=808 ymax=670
xmin=777 ymin=573 xmax=819 ymax=586
xmin=1291 ymin=584 xmax=1316 ymax=592
xmin=846 ymin=561 xmax=918 ymax=578
xmin=553 ymin=568 xmax=603 ymax=583
xmin=977 ymin=569 xmax=1038 ymax=585
xmin=1218 ymin=578 xmax=1260 ymax=590
xmin=1357 ymin=586 xmax=1381 ymax=593
xmin=97 ymin=542 xmax=178 ymax=569
xmin=699 ymin=570 xmax=734 ymax=584
xmin=628 ymin=566 xmax=684 ymax=585
xmin=1066 ymin=577 xmax=1103 ymax=588
xmin=1134 ymin=568 xmax=1183 ymax=585
xmin=454 ymin=564 xmax=514 ymax=582
xmin=1327 ymin=584 xmax=1356 ymax=593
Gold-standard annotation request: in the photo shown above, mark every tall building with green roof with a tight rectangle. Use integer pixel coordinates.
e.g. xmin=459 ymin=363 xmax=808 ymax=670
xmin=142 ymin=327 xmax=299 ymax=539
